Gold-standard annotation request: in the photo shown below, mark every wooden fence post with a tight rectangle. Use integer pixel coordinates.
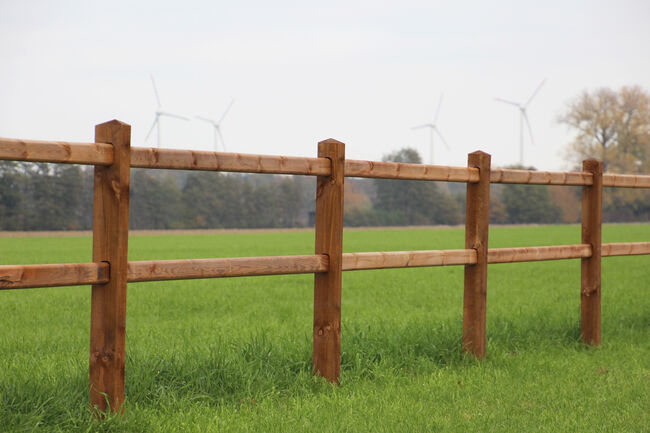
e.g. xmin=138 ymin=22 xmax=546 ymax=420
xmin=89 ymin=120 xmax=131 ymax=414
xmin=313 ymin=138 xmax=345 ymax=383
xmin=581 ymin=158 xmax=603 ymax=345
xmin=463 ymin=151 xmax=491 ymax=357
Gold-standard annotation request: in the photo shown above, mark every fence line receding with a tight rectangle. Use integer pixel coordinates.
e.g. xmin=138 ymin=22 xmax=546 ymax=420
xmin=1 ymin=119 xmax=649 ymax=414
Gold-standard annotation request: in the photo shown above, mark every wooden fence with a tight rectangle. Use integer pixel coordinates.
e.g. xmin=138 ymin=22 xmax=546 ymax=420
xmin=1 ymin=119 xmax=650 ymax=414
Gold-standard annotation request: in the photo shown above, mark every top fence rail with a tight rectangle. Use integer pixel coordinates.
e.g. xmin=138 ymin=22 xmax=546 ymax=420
xmin=1 ymin=137 xmax=649 ymax=188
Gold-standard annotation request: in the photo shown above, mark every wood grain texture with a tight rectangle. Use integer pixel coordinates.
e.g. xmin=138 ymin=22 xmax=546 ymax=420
xmin=131 ymin=147 xmax=330 ymax=176
xmin=5 ymin=242 xmax=646 ymax=291
xmin=0 ymin=137 xmax=113 ymax=165
xmin=0 ymin=262 xmax=108 ymax=290
xmin=89 ymin=120 xmax=131 ymax=414
xmin=313 ymin=139 xmax=345 ymax=384
xmin=487 ymin=245 xmax=592 ymax=263
xmin=490 ymin=168 xmax=593 ymax=186
xmin=463 ymin=151 xmax=491 ymax=358
xmin=127 ymin=255 xmax=328 ymax=282
xmin=581 ymin=159 xmax=603 ymax=346
xmin=602 ymin=173 xmax=650 ymax=188
xmin=342 ymin=249 xmax=476 ymax=270
xmin=345 ymin=159 xmax=479 ymax=182
xmin=602 ymin=242 xmax=650 ymax=256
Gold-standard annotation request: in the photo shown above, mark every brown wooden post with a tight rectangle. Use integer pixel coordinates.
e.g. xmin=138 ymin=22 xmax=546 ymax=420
xmin=313 ymin=138 xmax=345 ymax=383
xmin=463 ymin=151 xmax=491 ymax=357
xmin=89 ymin=120 xmax=131 ymax=414
xmin=581 ymin=158 xmax=603 ymax=345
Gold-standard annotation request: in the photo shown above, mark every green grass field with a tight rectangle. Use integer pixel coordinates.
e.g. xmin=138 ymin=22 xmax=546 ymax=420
xmin=1 ymin=224 xmax=648 ymax=432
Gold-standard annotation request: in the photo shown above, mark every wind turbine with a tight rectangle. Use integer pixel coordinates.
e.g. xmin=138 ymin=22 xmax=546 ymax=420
xmin=494 ymin=78 xmax=546 ymax=166
xmin=412 ymin=94 xmax=450 ymax=165
xmin=145 ymin=75 xmax=189 ymax=148
xmin=194 ymin=99 xmax=234 ymax=152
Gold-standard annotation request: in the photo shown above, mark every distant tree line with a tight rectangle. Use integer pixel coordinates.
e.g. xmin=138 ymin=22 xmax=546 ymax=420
xmin=342 ymin=150 xmax=567 ymax=227
xmin=0 ymin=163 xmax=315 ymax=231
xmin=2 ymin=82 xmax=650 ymax=232
xmin=2 ymin=150 xmax=645 ymax=232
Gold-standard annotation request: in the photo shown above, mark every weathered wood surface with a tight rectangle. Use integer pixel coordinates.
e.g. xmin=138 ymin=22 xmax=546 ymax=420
xmin=602 ymin=242 xmax=650 ymax=256
xmin=5 ymin=241 xmax=648 ymax=291
xmin=5 ymin=242 xmax=648 ymax=291
xmin=342 ymin=249 xmax=476 ymax=270
xmin=89 ymin=120 xmax=131 ymax=414
xmin=313 ymin=139 xmax=345 ymax=384
xmin=0 ymin=137 xmax=113 ymax=165
xmin=488 ymin=244 xmax=591 ymax=263
xmin=345 ymin=159 xmax=479 ymax=182
xmin=602 ymin=173 xmax=650 ymax=188
xmin=5 ymin=137 xmax=650 ymax=190
xmin=0 ymin=262 xmax=108 ymax=290
xmin=463 ymin=151 xmax=491 ymax=358
xmin=581 ymin=159 xmax=603 ymax=346
xmin=130 ymin=147 xmax=330 ymax=175
xmin=127 ymin=255 xmax=328 ymax=282
xmin=490 ymin=168 xmax=593 ymax=186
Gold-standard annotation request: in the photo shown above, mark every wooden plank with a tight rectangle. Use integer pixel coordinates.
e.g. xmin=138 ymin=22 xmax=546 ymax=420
xmin=127 ymin=255 xmax=328 ymax=282
xmin=581 ymin=159 xmax=603 ymax=346
xmin=0 ymin=137 xmax=113 ymax=165
xmin=130 ymin=147 xmax=330 ymax=176
xmin=342 ymin=249 xmax=476 ymax=270
xmin=313 ymin=139 xmax=345 ymax=384
xmin=463 ymin=151 xmax=491 ymax=358
xmin=0 ymin=262 xmax=108 ymax=290
xmin=603 ymin=173 xmax=650 ymax=188
xmin=490 ymin=168 xmax=593 ymax=186
xmin=488 ymin=244 xmax=591 ymax=264
xmin=602 ymin=242 xmax=650 ymax=257
xmin=345 ymin=159 xmax=479 ymax=182
xmin=89 ymin=120 xmax=131 ymax=414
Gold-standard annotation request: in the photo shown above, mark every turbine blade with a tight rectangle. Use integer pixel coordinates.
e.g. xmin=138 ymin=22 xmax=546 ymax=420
xmin=194 ymin=115 xmax=215 ymax=124
xmin=433 ymin=93 xmax=444 ymax=123
xmin=494 ymin=97 xmax=521 ymax=107
xmin=523 ymin=112 xmax=535 ymax=146
xmin=218 ymin=99 xmax=235 ymax=124
xmin=144 ymin=118 xmax=158 ymax=142
xmin=524 ymin=78 xmax=546 ymax=108
xmin=412 ymin=124 xmax=433 ymax=130
xmin=434 ymin=127 xmax=450 ymax=150
xmin=150 ymin=74 xmax=161 ymax=107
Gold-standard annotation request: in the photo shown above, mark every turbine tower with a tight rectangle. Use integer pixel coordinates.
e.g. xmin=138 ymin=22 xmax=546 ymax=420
xmin=145 ymin=75 xmax=189 ymax=148
xmin=412 ymin=94 xmax=450 ymax=164
xmin=494 ymin=78 xmax=546 ymax=166
xmin=195 ymin=99 xmax=235 ymax=152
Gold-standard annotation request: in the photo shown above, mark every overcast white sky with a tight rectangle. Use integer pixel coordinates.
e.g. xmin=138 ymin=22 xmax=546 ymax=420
xmin=1 ymin=0 xmax=649 ymax=170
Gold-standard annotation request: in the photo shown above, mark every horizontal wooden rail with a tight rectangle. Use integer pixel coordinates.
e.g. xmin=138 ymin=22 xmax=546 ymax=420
xmin=603 ymin=174 xmax=650 ymax=188
xmin=4 ymin=138 xmax=650 ymax=190
xmin=488 ymin=244 xmax=592 ymax=263
xmin=130 ymin=147 xmax=331 ymax=176
xmin=2 ymin=242 xmax=649 ymax=290
xmin=602 ymin=242 xmax=650 ymax=256
xmin=490 ymin=168 xmax=593 ymax=186
xmin=341 ymin=249 xmax=477 ymax=270
xmin=0 ymin=262 xmax=109 ymax=290
xmin=0 ymin=138 xmax=113 ymax=166
xmin=345 ymin=159 xmax=479 ymax=182
xmin=126 ymin=254 xmax=329 ymax=282
xmin=4 ymin=242 xmax=650 ymax=290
